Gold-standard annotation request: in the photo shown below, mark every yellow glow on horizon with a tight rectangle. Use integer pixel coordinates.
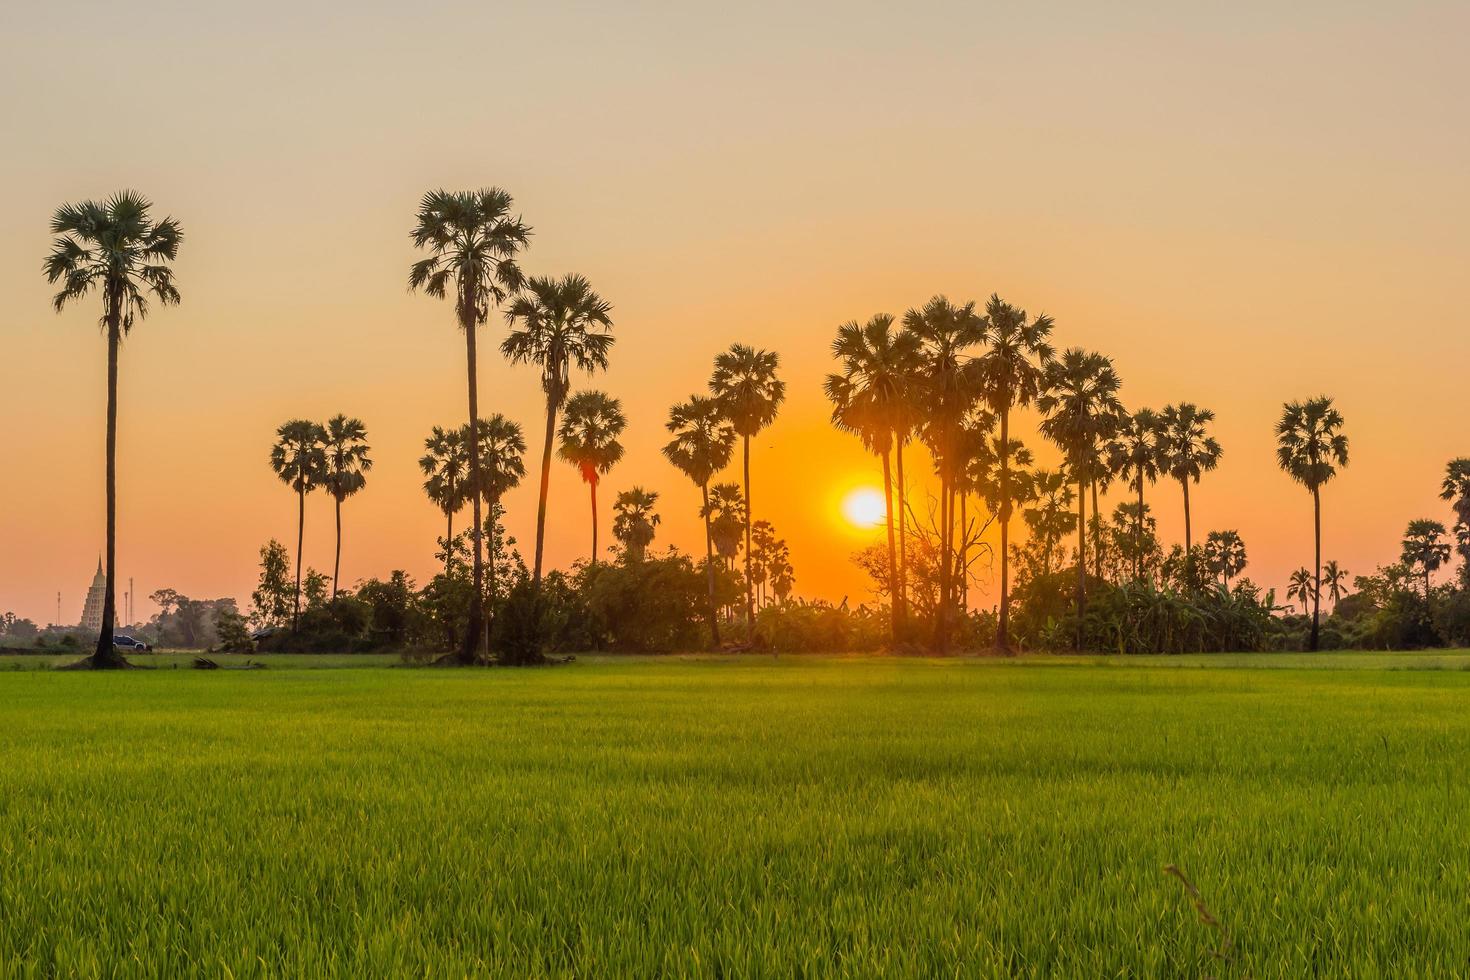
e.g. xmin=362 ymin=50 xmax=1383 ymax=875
xmin=842 ymin=488 xmax=887 ymax=529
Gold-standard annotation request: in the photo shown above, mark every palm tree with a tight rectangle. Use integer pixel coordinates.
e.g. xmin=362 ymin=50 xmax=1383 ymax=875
xmin=1039 ymin=349 xmax=1123 ymax=645
xmin=557 ymin=391 xmax=627 ymax=565
xmin=663 ymin=395 xmax=737 ymax=646
xmin=1287 ymin=567 xmax=1317 ymax=614
xmin=1106 ymin=409 xmax=1164 ymax=582
xmin=1158 ymin=403 xmax=1222 ymax=579
xmin=903 ymin=296 xmax=985 ymax=649
xmin=1322 ymin=560 xmax=1349 ymax=610
xmin=1276 ymin=396 xmax=1349 ymax=651
xmin=1203 ymin=530 xmax=1247 ymax=588
xmin=322 ymin=415 xmax=372 ymax=599
xmin=612 ymin=488 xmax=661 ymax=561
xmin=44 ymin=191 xmax=182 ymax=668
xmin=703 ymin=483 xmax=748 ymax=623
xmin=420 ymin=426 xmax=470 ymax=574
xmin=1402 ymin=519 xmax=1450 ymax=599
xmin=1022 ymin=469 xmax=1075 ymax=579
xmin=466 ymin=414 xmax=526 ymax=603
xmin=709 ymin=344 xmax=785 ymax=643
xmin=823 ymin=313 xmax=922 ymax=639
xmin=270 ymin=420 xmax=327 ymax=631
xmin=503 ymin=274 xmax=615 ymax=586
xmin=1440 ymin=459 xmax=1470 ymax=587
xmin=408 ymin=188 xmax=530 ymax=663
xmin=973 ymin=295 xmax=1054 ymax=651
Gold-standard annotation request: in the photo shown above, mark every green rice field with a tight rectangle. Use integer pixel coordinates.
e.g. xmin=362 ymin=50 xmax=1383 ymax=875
xmin=3 ymin=653 xmax=1470 ymax=976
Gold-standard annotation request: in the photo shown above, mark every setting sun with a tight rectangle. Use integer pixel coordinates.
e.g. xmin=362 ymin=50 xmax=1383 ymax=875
xmin=842 ymin=488 xmax=887 ymax=529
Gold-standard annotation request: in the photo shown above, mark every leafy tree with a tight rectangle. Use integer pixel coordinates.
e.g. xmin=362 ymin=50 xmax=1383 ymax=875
xmin=1276 ymin=396 xmax=1348 ymax=651
xmin=323 ymin=414 xmax=372 ymax=598
xmin=269 ymin=420 xmax=327 ymax=630
xmin=824 ymin=313 xmax=923 ymax=638
xmin=663 ymin=395 xmax=736 ymax=646
xmin=612 ymin=487 xmax=660 ymax=561
xmin=409 ymin=187 xmax=530 ymax=663
xmin=557 ymin=391 xmax=626 ymax=565
xmin=1402 ymin=519 xmax=1451 ymax=598
xmin=44 ymin=191 xmax=183 ymax=667
xmin=972 ymin=295 xmax=1054 ymax=651
xmin=503 ymin=273 xmax=615 ymax=591
xmin=1158 ymin=403 xmax=1222 ymax=579
xmin=420 ymin=426 xmax=469 ymax=574
xmin=710 ymin=344 xmax=786 ymax=642
xmin=251 ymin=540 xmax=294 ymax=630
xmin=1203 ymin=530 xmax=1247 ymax=587
xmin=1039 ymin=349 xmax=1123 ymax=644
xmin=1106 ymin=409 xmax=1164 ymax=581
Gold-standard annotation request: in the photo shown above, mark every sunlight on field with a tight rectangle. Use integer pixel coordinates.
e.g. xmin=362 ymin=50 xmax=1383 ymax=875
xmin=4 ymin=656 xmax=1470 ymax=975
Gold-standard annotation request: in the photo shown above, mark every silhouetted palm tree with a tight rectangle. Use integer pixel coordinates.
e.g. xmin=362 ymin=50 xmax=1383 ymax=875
xmin=409 ymin=188 xmax=530 ymax=662
xmin=1322 ymin=560 xmax=1349 ymax=609
xmin=613 ymin=487 xmax=661 ymax=561
xmin=1440 ymin=458 xmax=1470 ymax=587
xmin=1039 ymin=349 xmax=1123 ymax=645
xmin=663 ymin=395 xmax=737 ymax=646
xmin=903 ymin=296 xmax=985 ymax=649
xmin=704 ymin=484 xmax=748 ymax=625
xmin=557 ymin=391 xmax=626 ymax=565
xmin=467 ymin=414 xmax=526 ymax=603
xmin=709 ymin=344 xmax=785 ymax=643
xmin=1402 ymin=519 xmax=1450 ymax=599
xmin=1022 ymin=469 xmax=1075 ymax=579
xmin=823 ymin=313 xmax=922 ymax=639
xmin=1106 ymin=409 xmax=1163 ymax=582
xmin=1158 ymin=403 xmax=1222 ymax=580
xmin=420 ymin=426 xmax=470 ymax=574
xmin=973 ymin=295 xmax=1054 ymax=650
xmin=323 ymin=415 xmax=372 ymax=598
xmin=270 ymin=420 xmax=327 ymax=631
xmin=44 ymin=191 xmax=182 ymax=667
xmin=1276 ymin=396 xmax=1349 ymax=651
xmin=1203 ymin=529 xmax=1247 ymax=588
xmin=503 ymin=274 xmax=615 ymax=587
xmin=1287 ymin=567 xmax=1316 ymax=614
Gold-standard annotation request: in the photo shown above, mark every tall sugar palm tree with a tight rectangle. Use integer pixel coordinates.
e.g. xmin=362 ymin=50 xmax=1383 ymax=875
xmin=709 ymin=344 xmax=785 ymax=642
xmin=973 ymin=295 xmax=1054 ymax=651
xmin=1022 ymin=469 xmax=1075 ymax=579
xmin=1440 ymin=458 xmax=1470 ymax=587
xmin=1106 ymin=408 xmax=1164 ymax=582
xmin=1276 ymin=396 xmax=1349 ymax=651
xmin=903 ymin=296 xmax=985 ymax=650
xmin=408 ymin=188 xmax=530 ymax=663
xmin=420 ymin=426 xmax=470 ymax=574
xmin=1203 ymin=529 xmax=1247 ymax=588
xmin=467 ymin=414 xmax=526 ymax=603
xmin=1402 ymin=519 xmax=1450 ymax=599
xmin=1158 ymin=403 xmax=1222 ymax=579
xmin=1039 ymin=349 xmax=1123 ymax=645
xmin=823 ymin=313 xmax=922 ymax=640
xmin=1322 ymin=560 xmax=1349 ymax=610
xmin=503 ymin=274 xmax=615 ymax=587
xmin=663 ymin=395 xmax=737 ymax=646
xmin=323 ymin=415 xmax=372 ymax=599
xmin=270 ymin=420 xmax=327 ymax=631
xmin=704 ymin=484 xmax=748 ymax=627
xmin=557 ymin=391 xmax=626 ymax=565
xmin=612 ymin=487 xmax=661 ymax=561
xmin=44 ymin=191 xmax=182 ymax=668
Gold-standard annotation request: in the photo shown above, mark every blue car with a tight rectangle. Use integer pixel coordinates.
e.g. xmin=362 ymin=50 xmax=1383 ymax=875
xmin=113 ymin=634 xmax=152 ymax=653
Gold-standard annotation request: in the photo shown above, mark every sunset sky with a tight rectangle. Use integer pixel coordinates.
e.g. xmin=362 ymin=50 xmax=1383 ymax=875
xmin=2 ymin=1 xmax=1467 ymax=626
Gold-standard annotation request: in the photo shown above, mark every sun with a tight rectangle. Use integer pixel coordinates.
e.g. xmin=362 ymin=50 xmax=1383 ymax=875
xmin=842 ymin=487 xmax=888 ymax=528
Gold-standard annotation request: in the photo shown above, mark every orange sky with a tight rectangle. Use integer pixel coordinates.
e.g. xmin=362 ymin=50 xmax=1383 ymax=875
xmin=2 ymin=2 xmax=1468 ymax=625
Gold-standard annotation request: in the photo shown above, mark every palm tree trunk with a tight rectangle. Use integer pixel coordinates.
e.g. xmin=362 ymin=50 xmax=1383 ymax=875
xmin=1135 ymin=478 xmax=1145 ymax=581
xmin=534 ymin=399 xmax=556 ymax=584
xmin=1182 ymin=477 xmax=1193 ymax=583
xmin=445 ymin=506 xmax=454 ymax=576
xmin=881 ymin=445 xmax=899 ymax=643
xmin=1311 ymin=485 xmax=1321 ymax=651
xmin=934 ymin=462 xmax=951 ymax=653
xmin=332 ymin=495 xmax=342 ymax=599
xmin=293 ymin=485 xmax=304 ymax=631
xmin=590 ymin=478 xmax=598 ymax=565
xmin=959 ymin=490 xmax=968 ymax=616
xmin=896 ymin=435 xmax=909 ymax=625
xmin=91 ymin=304 xmax=124 ymax=668
xmin=701 ymin=483 xmax=722 ymax=648
xmin=742 ymin=433 xmax=755 ymax=643
xmin=1075 ymin=473 xmax=1087 ymax=650
xmin=997 ymin=408 xmax=1011 ymax=652
xmin=461 ymin=298 xmax=485 ymax=663
xmin=1090 ymin=479 xmax=1103 ymax=581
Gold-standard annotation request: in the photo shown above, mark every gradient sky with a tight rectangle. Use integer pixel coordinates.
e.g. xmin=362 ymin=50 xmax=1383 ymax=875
xmin=2 ymin=1 xmax=1467 ymax=626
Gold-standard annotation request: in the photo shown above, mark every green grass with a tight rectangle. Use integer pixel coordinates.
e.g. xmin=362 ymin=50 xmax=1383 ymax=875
xmin=3 ymin=655 xmax=1470 ymax=976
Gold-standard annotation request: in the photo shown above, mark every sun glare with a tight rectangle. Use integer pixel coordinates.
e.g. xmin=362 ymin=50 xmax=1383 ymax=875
xmin=842 ymin=488 xmax=887 ymax=528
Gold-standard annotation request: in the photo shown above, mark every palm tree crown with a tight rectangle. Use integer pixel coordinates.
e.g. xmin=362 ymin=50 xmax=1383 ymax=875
xmin=503 ymin=274 xmax=615 ymax=413
xmin=710 ymin=344 xmax=786 ymax=438
xmin=612 ymin=487 xmax=661 ymax=561
xmin=558 ymin=390 xmax=627 ymax=564
xmin=663 ymin=396 xmax=736 ymax=487
xmin=1276 ymin=397 xmax=1348 ymax=490
xmin=467 ymin=415 xmax=527 ymax=506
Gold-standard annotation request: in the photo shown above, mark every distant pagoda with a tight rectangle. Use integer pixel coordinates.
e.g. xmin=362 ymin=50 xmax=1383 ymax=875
xmin=79 ymin=558 xmax=106 ymax=631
